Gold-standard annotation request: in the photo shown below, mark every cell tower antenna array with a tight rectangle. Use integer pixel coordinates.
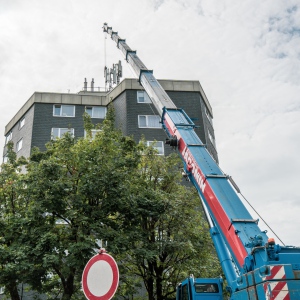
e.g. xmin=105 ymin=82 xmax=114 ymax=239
xmin=104 ymin=60 xmax=122 ymax=91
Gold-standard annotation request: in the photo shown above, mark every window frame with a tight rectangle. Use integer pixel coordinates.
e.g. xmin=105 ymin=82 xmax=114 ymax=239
xmin=208 ymin=130 xmax=216 ymax=148
xmin=16 ymin=138 xmax=23 ymax=152
xmin=19 ymin=117 xmax=25 ymax=129
xmin=146 ymin=141 xmax=164 ymax=155
xmin=53 ymin=105 xmax=75 ymax=117
xmin=194 ymin=283 xmax=219 ymax=293
xmin=205 ymin=107 xmax=213 ymax=125
xmin=137 ymin=91 xmax=151 ymax=103
xmin=138 ymin=115 xmax=161 ymax=128
xmin=84 ymin=129 xmax=102 ymax=139
xmin=5 ymin=131 xmax=12 ymax=144
xmin=85 ymin=106 xmax=107 ymax=119
xmin=51 ymin=128 xmax=74 ymax=139
xmin=3 ymin=155 xmax=8 ymax=164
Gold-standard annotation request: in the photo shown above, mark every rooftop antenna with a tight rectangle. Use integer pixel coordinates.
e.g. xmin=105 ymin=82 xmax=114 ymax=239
xmin=84 ymin=78 xmax=87 ymax=91
xmin=91 ymin=78 xmax=94 ymax=92
xmin=104 ymin=23 xmax=108 ymax=91
xmin=104 ymin=60 xmax=122 ymax=91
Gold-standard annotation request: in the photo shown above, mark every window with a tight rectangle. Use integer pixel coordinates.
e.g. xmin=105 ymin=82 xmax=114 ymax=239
xmin=16 ymin=138 xmax=23 ymax=152
xmin=85 ymin=106 xmax=106 ymax=118
xmin=84 ymin=129 xmax=101 ymax=139
xmin=137 ymin=91 xmax=151 ymax=103
xmin=53 ymin=105 xmax=75 ymax=117
xmin=208 ymin=130 xmax=216 ymax=148
xmin=205 ymin=107 xmax=213 ymax=125
xmin=195 ymin=283 xmax=219 ymax=293
xmin=3 ymin=155 xmax=8 ymax=164
xmin=19 ymin=117 xmax=25 ymax=129
xmin=138 ymin=115 xmax=161 ymax=128
xmin=0 ymin=286 xmax=4 ymax=294
xmin=51 ymin=128 xmax=74 ymax=139
xmin=5 ymin=131 xmax=12 ymax=144
xmin=147 ymin=141 xmax=164 ymax=155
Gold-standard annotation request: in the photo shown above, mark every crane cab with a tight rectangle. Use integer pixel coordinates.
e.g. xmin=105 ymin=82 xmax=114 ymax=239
xmin=176 ymin=276 xmax=223 ymax=300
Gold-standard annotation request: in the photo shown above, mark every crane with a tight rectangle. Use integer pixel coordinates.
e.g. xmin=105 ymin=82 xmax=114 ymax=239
xmin=103 ymin=23 xmax=300 ymax=300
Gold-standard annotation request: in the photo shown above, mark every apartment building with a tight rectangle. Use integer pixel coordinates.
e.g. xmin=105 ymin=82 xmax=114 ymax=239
xmin=3 ymin=78 xmax=218 ymax=163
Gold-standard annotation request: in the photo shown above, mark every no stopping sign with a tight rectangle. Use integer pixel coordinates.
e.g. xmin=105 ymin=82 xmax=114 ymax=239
xmin=82 ymin=252 xmax=119 ymax=300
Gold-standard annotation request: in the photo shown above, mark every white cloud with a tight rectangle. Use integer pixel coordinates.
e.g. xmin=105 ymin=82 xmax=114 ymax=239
xmin=1 ymin=0 xmax=300 ymax=250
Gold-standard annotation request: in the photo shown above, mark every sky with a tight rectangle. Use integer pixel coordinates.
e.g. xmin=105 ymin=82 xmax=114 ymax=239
xmin=1 ymin=0 xmax=300 ymax=247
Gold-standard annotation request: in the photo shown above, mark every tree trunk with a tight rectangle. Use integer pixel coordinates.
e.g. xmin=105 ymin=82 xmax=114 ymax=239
xmin=61 ymin=274 xmax=74 ymax=300
xmin=147 ymin=277 xmax=155 ymax=300
xmin=156 ymin=273 xmax=163 ymax=300
xmin=146 ymin=262 xmax=155 ymax=300
xmin=7 ymin=282 xmax=20 ymax=300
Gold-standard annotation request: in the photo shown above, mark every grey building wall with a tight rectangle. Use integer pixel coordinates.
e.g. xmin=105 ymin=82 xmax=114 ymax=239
xmin=3 ymin=105 xmax=35 ymax=159
xmin=127 ymin=90 xmax=167 ymax=143
xmin=3 ymin=92 xmax=107 ymax=160
xmin=3 ymin=103 xmax=105 ymax=158
xmin=112 ymin=89 xmax=218 ymax=162
xmin=31 ymin=103 xmax=104 ymax=152
xmin=112 ymin=91 xmax=127 ymax=134
xmin=113 ymin=89 xmax=172 ymax=155
xmin=200 ymin=99 xmax=218 ymax=162
xmin=167 ymin=91 xmax=204 ymax=139
xmin=166 ymin=91 xmax=218 ymax=163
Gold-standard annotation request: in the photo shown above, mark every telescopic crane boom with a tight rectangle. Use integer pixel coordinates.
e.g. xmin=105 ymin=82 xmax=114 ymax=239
xmin=103 ymin=23 xmax=300 ymax=300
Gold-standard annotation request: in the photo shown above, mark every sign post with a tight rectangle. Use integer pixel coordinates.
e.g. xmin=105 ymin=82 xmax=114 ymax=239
xmin=82 ymin=249 xmax=119 ymax=300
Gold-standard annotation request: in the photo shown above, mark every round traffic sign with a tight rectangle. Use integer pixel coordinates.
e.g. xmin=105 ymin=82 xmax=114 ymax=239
xmin=82 ymin=251 xmax=119 ymax=300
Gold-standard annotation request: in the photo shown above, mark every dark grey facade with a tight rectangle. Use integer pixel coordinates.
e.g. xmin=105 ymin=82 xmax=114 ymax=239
xmin=3 ymin=78 xmax=218 ymax=163
xmin=111 ymin=79 xmax=218 ymax=162
xmin=3 ymin=92 xmax=108 ymax=160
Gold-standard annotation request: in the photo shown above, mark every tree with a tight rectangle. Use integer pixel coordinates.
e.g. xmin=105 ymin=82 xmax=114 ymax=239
xmin=0 ymin=143 xmax=33 ymax=300
xmin=111 ymin=144 xmax=222 ymax=300
xmin=0 ymin=109 xmax=221 ymax=299
xmin=22 ymin=110 xmax=141 ymax=299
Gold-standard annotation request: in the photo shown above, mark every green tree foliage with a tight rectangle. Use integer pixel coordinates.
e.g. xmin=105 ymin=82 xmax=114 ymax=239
xmin=0 ymin=109 xmax=221 ymax=299
xmin=0 ymin=142 xmax=30 ymax=300
xmin=113 ymin=144 xmax=221 ymax=300
xmin=22 ymin=110 xmax=140 ymax=300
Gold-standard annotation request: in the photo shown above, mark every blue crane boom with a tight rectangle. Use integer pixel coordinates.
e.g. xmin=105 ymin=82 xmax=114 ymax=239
xmin=103 ymin=23 xmax=300 ymax=300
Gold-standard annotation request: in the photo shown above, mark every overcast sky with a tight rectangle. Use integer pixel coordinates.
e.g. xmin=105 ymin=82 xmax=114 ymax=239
xmin=1 ymin=0 xmax=300 ymax=246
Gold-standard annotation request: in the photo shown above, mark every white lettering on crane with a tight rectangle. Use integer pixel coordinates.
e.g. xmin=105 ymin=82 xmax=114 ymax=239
xmin=181 ymin=146 xmax=206 ymax=194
